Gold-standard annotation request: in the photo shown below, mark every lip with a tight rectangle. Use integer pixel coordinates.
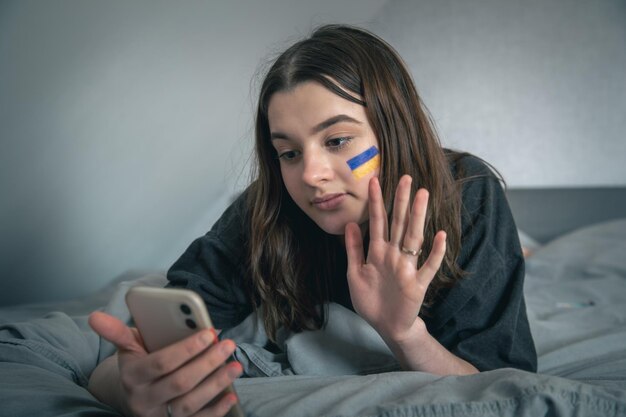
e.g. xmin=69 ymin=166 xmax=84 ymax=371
xmin=311 ymin=193 xmax=346 ymax=210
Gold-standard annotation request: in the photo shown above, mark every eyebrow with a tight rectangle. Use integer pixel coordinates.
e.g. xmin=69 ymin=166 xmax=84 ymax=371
xmin=270 ymin=114 xmax=362 ymax=141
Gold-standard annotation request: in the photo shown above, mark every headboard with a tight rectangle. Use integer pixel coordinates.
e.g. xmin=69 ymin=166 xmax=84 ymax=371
xmin=506 ymin=187 xmax=626 ymax=243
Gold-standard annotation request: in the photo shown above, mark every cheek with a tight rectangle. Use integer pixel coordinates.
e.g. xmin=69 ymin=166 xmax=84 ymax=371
xmin=354 ymin=168 xmax=378 ymax=196
xmin=348 ymin=151 xmax=380 ymax=182
xmin=347 ymin=163 xmax=380 ymax=189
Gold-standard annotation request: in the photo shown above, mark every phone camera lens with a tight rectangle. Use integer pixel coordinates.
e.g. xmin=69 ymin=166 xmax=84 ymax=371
xmin=185 ymin=318 xmax=197 ymax=329
xmin=180 ymin=304 xmax=192 ymax=315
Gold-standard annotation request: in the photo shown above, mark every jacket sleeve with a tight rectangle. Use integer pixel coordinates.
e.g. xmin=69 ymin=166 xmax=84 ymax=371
xmin=166 ymin=193 xmax=253 ymax=330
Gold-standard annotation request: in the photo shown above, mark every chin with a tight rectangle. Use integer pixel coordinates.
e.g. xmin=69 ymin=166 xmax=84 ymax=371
xmin=321 ymin=226 xmax=347 ymax=236
xmin=315 ymin=216 xmax=364 ymax=236
xmin=309 ymin=209 xmax=369 ymax=236
xmin=310 ymin=217 xmax=347 ymax=236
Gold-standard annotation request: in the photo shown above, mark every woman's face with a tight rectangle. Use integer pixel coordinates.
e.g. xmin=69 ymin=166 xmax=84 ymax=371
xmin=267 ymin=81 xmax=380 ymax=235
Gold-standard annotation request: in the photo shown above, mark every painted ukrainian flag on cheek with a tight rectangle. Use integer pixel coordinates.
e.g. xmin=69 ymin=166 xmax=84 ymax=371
xmin=347 ymin=146 xmax=380 ymax=180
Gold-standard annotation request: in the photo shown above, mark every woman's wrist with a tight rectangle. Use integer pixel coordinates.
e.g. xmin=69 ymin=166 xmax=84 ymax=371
xmin=88 ymin=354 xmax=132 ymax=416
xmin=382 ymin=319 xmax=479 ymax=375
xmin=380 ymin=318 xmax=430 ymax=369
xmin=386 ymin=317 xmax=429 ymax=346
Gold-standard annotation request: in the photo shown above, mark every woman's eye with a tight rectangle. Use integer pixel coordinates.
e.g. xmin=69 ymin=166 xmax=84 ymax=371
xmin=278 ymin=150 xmax=300 ymax=161
xmin=326 ymin=137 xmax=352 ymax=150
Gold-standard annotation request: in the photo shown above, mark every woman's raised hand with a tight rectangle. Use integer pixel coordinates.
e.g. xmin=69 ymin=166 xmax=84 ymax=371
xmin=344 ymin=175 xmax=447 ymax=344
xmin=88 ymin=311 xmax=242 ymax=417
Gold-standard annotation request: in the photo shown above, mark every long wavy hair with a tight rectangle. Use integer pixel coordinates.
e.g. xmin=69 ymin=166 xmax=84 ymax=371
xmin=246 ymin=24 xmax=464 ymax=341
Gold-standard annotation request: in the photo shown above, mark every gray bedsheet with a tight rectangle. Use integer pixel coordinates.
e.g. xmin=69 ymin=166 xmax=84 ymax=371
xmin=525 ymin=218 xmax=626 ymax=390
xmin=2 ymin=220 xmax=626 ymax=417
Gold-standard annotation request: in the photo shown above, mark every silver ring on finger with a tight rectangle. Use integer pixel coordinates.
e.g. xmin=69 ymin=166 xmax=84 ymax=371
xmin=401 ymin=246 xmax=422 ymax=257
xmin=166 ymin=403 xmax=173 ymax=417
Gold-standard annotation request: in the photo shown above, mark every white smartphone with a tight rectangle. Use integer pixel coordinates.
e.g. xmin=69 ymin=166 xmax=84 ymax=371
xmin=125 ymin=286 xmax=245 ymax=417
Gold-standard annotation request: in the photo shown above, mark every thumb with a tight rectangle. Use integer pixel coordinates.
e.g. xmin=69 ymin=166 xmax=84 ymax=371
xmin=89 ymin=311 xmax=145 ymax=354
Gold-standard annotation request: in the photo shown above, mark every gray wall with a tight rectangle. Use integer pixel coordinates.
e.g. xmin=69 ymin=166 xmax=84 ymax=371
xmin=0 ymin=0 xmax=387 ymax=306
xmin=1 ymin=0 xmax=624 ymax=306
xmin=371 ymin=0 xmax=626 ymax=186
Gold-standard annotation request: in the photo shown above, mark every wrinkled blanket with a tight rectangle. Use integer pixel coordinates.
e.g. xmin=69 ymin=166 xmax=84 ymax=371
xmin=2 ymin=287 xmax=625 ymax=417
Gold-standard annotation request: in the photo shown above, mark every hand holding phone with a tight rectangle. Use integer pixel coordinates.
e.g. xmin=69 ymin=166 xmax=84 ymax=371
xmin=125 ymin=286 xmax=245 ymax=417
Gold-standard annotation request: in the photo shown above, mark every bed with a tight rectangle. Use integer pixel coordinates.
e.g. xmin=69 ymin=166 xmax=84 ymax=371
xmin=1 ymin=187 xmax=626 ymax=417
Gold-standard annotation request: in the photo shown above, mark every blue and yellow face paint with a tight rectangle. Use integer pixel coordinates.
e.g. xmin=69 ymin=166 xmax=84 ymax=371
xmin=347 ymin=146 xmax=380 ymax=180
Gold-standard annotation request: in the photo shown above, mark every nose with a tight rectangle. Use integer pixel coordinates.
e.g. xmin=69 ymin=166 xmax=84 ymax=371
xmin=301 ymin=149 xmax=333 ymax=186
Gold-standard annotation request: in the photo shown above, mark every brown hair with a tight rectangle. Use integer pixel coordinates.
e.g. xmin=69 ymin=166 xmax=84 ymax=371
xmin=246 ymin=24 xmax=463 ymax=341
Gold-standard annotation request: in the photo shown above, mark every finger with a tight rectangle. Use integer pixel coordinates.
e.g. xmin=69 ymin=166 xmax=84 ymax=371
xmin=194 ymin=390 xmax=240 ymax=417
xmin=194 ymin=391 xmax=240 ymax=417
xmin=169 ymin=359 xmax=243 ymax=417
xmin=345 ymin=221 xmax=365 ymax=269
xmin=418 ymin=231 xmax=447 ymax=287
xmin=402 ymin=188 xmax=429 ymax=257
xmin=88 ymin=311 xmax=144 ymax=354
xmin=389 ymin=175 xmax=412 ymax=246
xmin=345 ymin=222 xmax=365 ymax=294
xmin=148 ymin=339 xmax=237 ymax=405
xmin=127 ymin=328 xmax=216 ymax=383
xmin=368 ymin=177 xmax=388 ymax=242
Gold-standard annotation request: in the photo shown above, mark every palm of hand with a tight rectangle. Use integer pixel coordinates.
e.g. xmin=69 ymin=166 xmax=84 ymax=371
xmin=345 ymin=176 xmax=446 ymax=342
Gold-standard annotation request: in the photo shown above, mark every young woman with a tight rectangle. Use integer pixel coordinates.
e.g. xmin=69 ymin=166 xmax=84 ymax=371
xmin=88 ymin=24 xmax=536 ymax=417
